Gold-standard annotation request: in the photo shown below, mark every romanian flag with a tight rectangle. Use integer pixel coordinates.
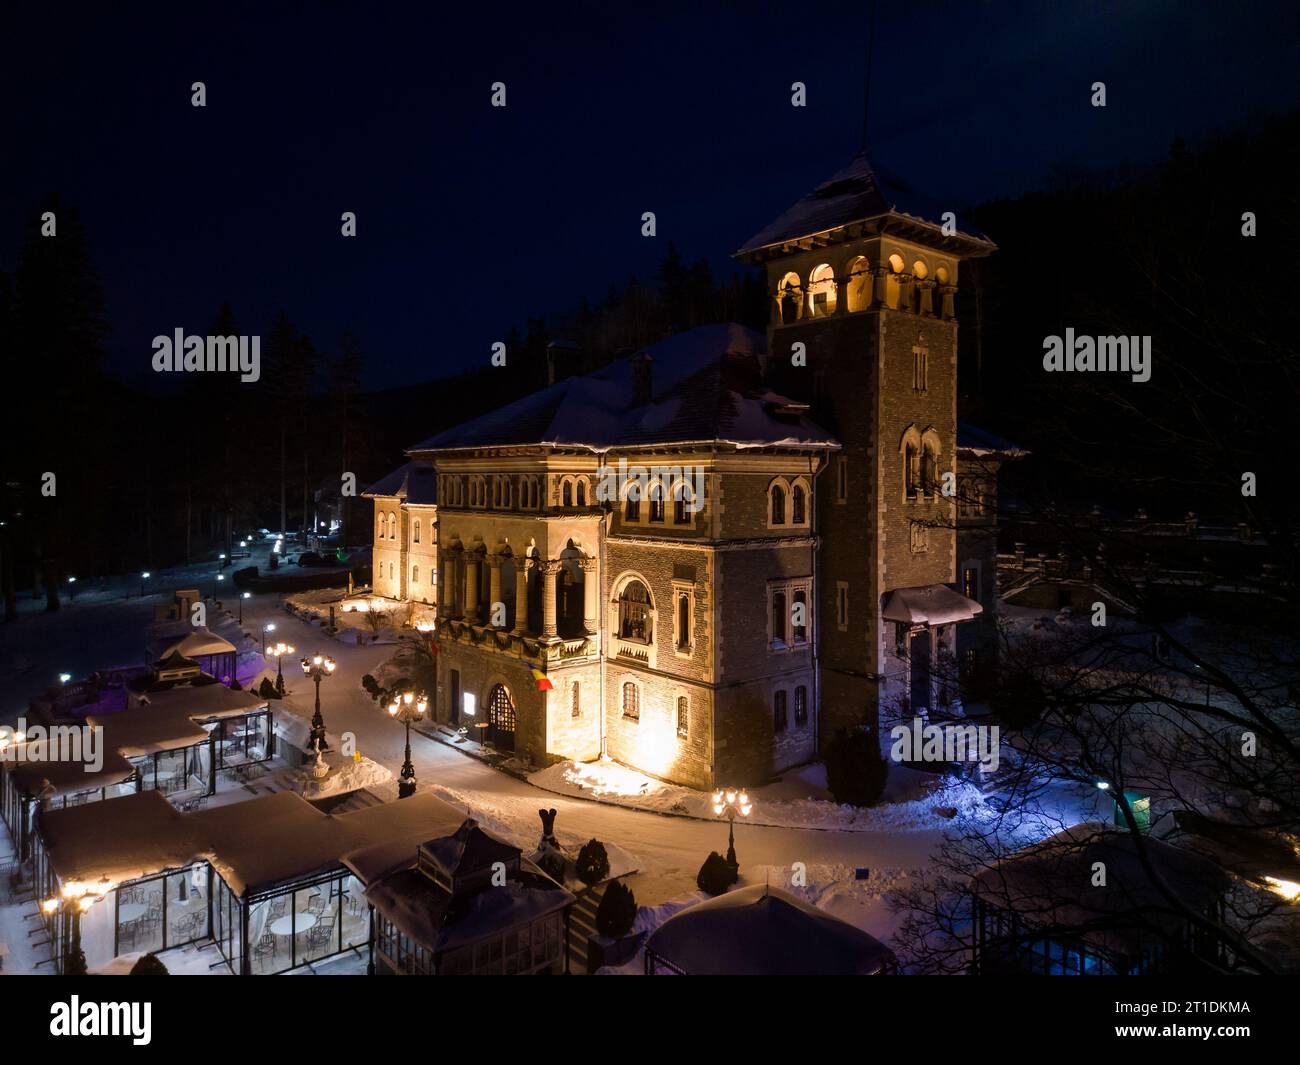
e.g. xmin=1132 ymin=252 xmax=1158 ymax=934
xmin=528 ymin=663 xmax=554 ymax=692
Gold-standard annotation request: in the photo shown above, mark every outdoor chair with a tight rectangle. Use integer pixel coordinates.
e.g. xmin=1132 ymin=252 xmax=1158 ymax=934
xmin=306 ymin=894 xmax=325 ymax=915
xmin=254 ymin=932 xmax=276 ymax=966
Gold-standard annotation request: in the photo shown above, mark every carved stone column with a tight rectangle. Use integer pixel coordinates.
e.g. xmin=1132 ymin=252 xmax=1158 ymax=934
xmin=540 ymin=560 xmax=560 ymax=639
xmin=898 ymin=273 xmax=915 ymax=313
xmin=440 ymin=550 xmax=457 ymax=616
xmin=579 ymin=557 xmax=598 ymax=635
xmin=487 ymin=554 xmax=503 ymax=626
xmin=464 ymin=555 xmax=480 ymax=621
xmin=513 ymin=557 xmax=532 ymax=634
xmin=917 ymin=278 xmax=936 ymax=316
xmin=940 ymin=284 xmax=957 ymax=320
xmin=872 ymin=266 xmax=890 ymax=307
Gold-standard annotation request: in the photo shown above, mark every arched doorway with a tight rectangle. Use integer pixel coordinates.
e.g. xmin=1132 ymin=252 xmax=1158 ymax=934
xmin=487 ymin=683 xmax=516 ymax=751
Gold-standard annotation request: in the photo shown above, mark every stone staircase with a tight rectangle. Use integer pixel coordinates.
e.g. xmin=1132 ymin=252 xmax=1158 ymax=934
xmin=567 ymin=883 xmax=606 ymax=975
xmin=330 ymin=788 xmax=386 ymax=814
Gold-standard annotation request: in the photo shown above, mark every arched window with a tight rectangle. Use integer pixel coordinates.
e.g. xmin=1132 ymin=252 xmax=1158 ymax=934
xmin=576 ymin=479 xmax=586 ymax=505
xmin=773 ymin=689 xmax=788 ymax=733
xmin=905 ymin=443 xmax=920 ymax=500
xmin=794 ymin=685 xmax=808 ymax=726
xmin=649 ymin=482 xmax=665 ymax=523
xmin=771 ymin=590 xmax=787 ymax=646
xmin=622 ymin=682 xmax=640 ymax=720
xmin=388 ymin=562 xmax=394 ymax=580
xmin=388 ymin=514 xmax=397 ymax=539
xmin=778 ymin=272 xmax=802 ymax=324
xmin=808 ymin=263 xmax=836 ymax=317
xmin=625 ymin=482 xmax=641 ymax=522
xmin=886 ymin=253 xmax=905 ymax=309
xmin=676 ymin=696 xmax=689 ymax=738
xmin=618 ymin=580 xmax=652 ymax=643
xmin=770 ymin=483 xmax=787 ymax=525
xmin=562 ymin=480 xmax=573 ymax=507
xmin=846 ymin=255 xmax=872 ymax=312
xmin=920 ymin=446 xmax=937 ymax=496
xmin=676 ymin=591 xmax=691 ymax=651
xmin=792 ymin=483 xmax=806 ymax=525
xmin=411 ymin=565 xmax=419 ymax=585
xmin=413 ymin=519 xmax=420 ymax=544
xmin=673 ymin=482 xmax=694 ymax=524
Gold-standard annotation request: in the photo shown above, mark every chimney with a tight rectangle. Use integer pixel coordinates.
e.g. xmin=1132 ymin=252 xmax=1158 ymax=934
xmin=631 ymin=352 xmax=654 ymax=406
xmin=546 ymin=341 xmax=582 ymax=387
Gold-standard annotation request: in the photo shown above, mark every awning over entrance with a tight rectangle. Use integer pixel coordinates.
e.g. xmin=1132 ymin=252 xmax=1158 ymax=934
xmin=882 ymin=584 xmax=983 ymax=626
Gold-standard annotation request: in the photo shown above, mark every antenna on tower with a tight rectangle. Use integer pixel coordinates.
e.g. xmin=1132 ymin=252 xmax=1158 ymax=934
xmin=859 ymin=0 xmax=878 ymax=155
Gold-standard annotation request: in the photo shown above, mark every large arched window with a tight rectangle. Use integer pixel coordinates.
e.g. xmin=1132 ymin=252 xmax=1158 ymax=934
xmin=778 ymin=272 xmax=802 ymax=324
xmin=846 ymin=255 xmax=872 ymax=312
xmin=576 ymin=479 xmax=586 ymax=505
xmin=618 ymin=580 xmax=652 ymax=643
xmin=624 ymin=482 xmax=641 ymax=522
xmin=387 ymin=513 xmax=397 ymax=539
xmin=413 ymin=519 xmax=420 ymax=544
xmin=808 ymin=263 xmax=837 ymax=317
xmin=672 ymin=481 xmax=695 ymax=524
xmin=562 ymin=480 xmax=573 ymax=507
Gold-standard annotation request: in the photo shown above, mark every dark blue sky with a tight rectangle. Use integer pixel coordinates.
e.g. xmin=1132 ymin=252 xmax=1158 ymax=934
xmin=3 ymin=1 xmax=1295 ymax=388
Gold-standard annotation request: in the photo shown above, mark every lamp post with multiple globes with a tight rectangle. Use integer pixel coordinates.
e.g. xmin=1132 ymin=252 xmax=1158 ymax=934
xmin=43 ymin=877 xmax=109 ymax=975
xmin=300 ymin=653 xmax=336 ymax=752
xmin=711 ymin=787 xmax=753 ymax=870
xmin=387 ymin=690 xmax=427 ymax=798
xmin=266 ymin=641 xmax=295 ymax=697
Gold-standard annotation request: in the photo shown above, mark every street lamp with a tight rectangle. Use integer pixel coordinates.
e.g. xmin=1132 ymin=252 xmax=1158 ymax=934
xmin=140 ymin=571 xmax=151 ymax=598
xmin=43 ymin=877 xmax=108 ymax=975
xmin=214 ymin=572 xmax=224 ymax=599
xmin=300 ymin=654 xmax=337 ymax=752
xmin=261 ymin=622 xmax=276 ymax=652
xmin=267 ymin=641 xmax=296 ymax=696
xmin=387 ymin=690 xmax=428 ymax=799
xmin=67 ymin=576 xmax=77 ymax=602
xmin=219 ymin=552 xmax=227 ymax=570
xmin=711 ymin=787 xmax=753 ymax=870
xmin=239 ymin=590 xmax=251 ymax=624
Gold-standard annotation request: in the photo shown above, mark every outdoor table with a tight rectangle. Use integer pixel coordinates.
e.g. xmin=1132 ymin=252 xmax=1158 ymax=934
xmin=269 ymin=912 xmax=317 ymax=936
xmin=118 ymin=903 xmax=146 ymax=923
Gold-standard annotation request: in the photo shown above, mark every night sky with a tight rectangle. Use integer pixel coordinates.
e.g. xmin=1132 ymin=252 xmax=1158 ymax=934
xmin=3 ymin=0 xmax=1294 ymax=388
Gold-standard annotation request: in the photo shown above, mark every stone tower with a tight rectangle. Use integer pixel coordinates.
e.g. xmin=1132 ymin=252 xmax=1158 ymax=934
xmin=735 ymin=154 xmax=996 ymax=745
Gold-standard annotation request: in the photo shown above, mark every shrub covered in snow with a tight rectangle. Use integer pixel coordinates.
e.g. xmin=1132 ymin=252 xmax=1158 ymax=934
xmin=575 ymin=839 xmax=610 ymax=886
xmin=823 ymin=726 xmax=888 ymax=807
xmin=129 ymin=953 xmax=169 ymax=976
xmin=696 ymin=851 xmax=737 ymax=896
xmin=596 ymin=879 xmax=637 ymax=938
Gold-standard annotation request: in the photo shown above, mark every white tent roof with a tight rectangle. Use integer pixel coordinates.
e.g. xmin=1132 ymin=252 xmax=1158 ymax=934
xmin=882 ymin=584 xmax=983 ymax=626
xmin=156 ymin=628 xmax=237 ymax=659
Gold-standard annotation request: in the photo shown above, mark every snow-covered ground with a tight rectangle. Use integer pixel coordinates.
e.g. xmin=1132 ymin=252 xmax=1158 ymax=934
xmin=1 ymin=562 xmax=1107 ymax=974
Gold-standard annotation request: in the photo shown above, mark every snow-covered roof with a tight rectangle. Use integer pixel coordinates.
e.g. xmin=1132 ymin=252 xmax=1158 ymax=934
xmin=735 ymin=153 xmax=994 ymax=258
xmin=150 ymin=627 xmax=237 ymax=661
xmin=957 ymin=422 xmax=1028 ymax=458
xmin=407 ymin=324 xmax=838 ymax=456
xmin=362 ymin=460 xmax=439 ymax=504
xmin=364 ymin=862 xmax=573 ymax=954
xmin=646 ymin=884 xmax=895 ymax=975
xmin=130 ymin=680 xmax=264 ymax=720
xmin=882 ymin=584 xmax=983 ymax=626
xmin=38 ymin=788 xmax=476 ymax=897
xmin=5 ymin=745 xmax=138 ymax=800
xmin=970 ymin=823 xmax=1230 ymax=957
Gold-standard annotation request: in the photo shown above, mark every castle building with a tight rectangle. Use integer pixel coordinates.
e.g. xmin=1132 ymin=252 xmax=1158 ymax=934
xmin=367 ymin=154 xmax=1001 ymax=787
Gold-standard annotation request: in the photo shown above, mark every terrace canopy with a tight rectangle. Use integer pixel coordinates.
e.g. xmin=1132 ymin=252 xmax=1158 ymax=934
xmin=645 ymin=885 xmax=896 ymax=975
